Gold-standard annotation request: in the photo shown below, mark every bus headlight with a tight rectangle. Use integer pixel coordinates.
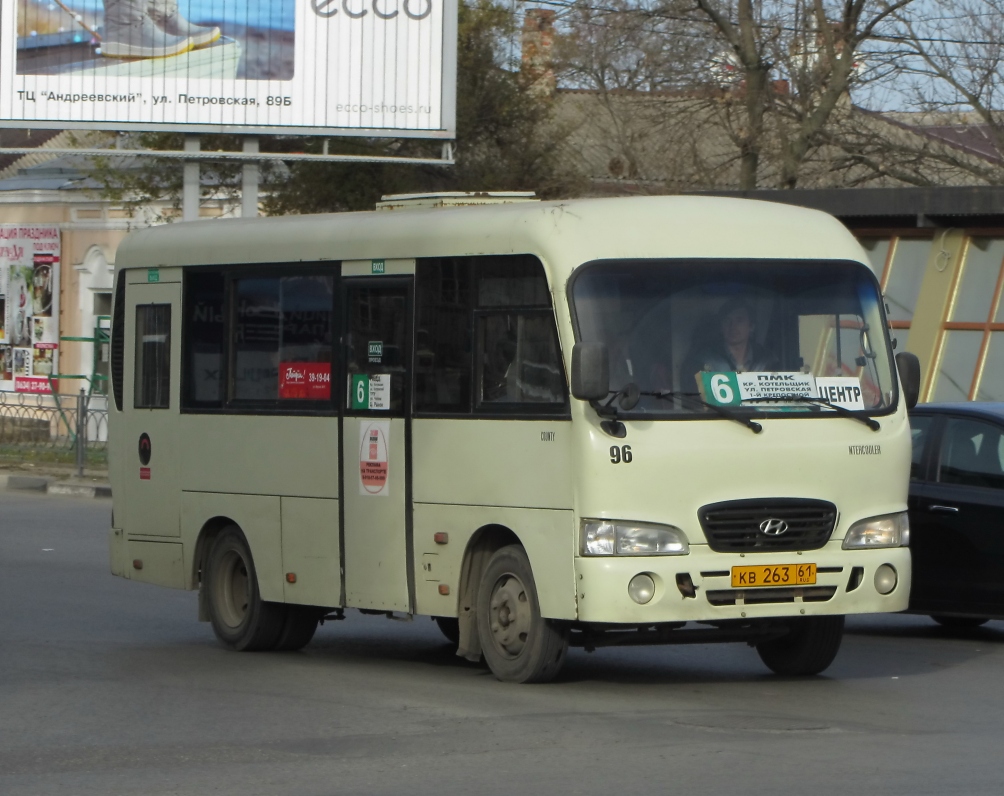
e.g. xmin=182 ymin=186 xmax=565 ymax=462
xmin=581 ymin=520 xmax=690 ymax=556
xmin=842 ymin=512 xmax=910 ymax=549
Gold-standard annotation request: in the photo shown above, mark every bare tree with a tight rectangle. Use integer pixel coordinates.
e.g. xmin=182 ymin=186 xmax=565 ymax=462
xmin=889 ymin=0 xmax=1004 ymax=183
xmin=686 ymin=0 xmax=917 ymax=188
xmin=555 ymin=0 xmax=715 ymax=184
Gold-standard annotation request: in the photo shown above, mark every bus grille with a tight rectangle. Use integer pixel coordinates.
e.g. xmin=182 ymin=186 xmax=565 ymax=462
xmin=697 ymin=499 xmax=837 ymax=553
xmin=706 ymin=586 xmax=838 ymax=606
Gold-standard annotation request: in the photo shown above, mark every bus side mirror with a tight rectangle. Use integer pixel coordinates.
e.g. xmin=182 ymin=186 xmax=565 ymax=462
xmin=896 ymin=351 xmax=921 ymax=410
xmin=571 ymin=342 xmax=610 ymax=401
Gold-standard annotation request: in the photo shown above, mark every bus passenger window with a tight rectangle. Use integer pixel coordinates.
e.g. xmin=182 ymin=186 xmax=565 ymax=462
xmin=474 ymin=257 xmax=565 ymax=409
xmin=232 ymin=274 xmax=334 ymax=403
xmin=415 ymin=258 xmax=472 ymax=413
xmin=233 ymin=278 xmax=281 ymax=401
xmin=183 ymin=271 xmax=225 ymax=408
xmin=478 ymin=314 xmax=563 ymax=404
xmin=134 ymin=304 xmax=171 ymax=409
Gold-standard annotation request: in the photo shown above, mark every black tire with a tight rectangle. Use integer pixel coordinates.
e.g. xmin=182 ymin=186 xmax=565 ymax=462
xmin=756 ymin=615 xmax=845 ymax=676
xmin=274 ymin=606 xmax=322 ymax=651
xmin=476 ymin=545 xmax=568 ymax=683
xmin=931 ymin=615 xmax=989 ymax=629
xmin=435 ymin=617 xmax=460 ymax=646
xmin=204 ymin=525 xmax=285 ymax=651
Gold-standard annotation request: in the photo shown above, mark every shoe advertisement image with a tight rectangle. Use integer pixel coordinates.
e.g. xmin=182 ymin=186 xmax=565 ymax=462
xmin=0 ymin=0 xmax=451 ymax=135
xmin=13 ymin=0 xmax=293 ymax=79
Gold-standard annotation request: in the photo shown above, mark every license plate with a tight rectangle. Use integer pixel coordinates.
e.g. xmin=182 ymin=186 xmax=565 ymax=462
xmin=731 ymin=563 xmax=817 ymax=588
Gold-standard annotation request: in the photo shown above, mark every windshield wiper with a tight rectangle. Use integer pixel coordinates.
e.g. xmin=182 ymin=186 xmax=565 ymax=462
xmin=743 ymin=395 xmax=880 ymax=431
xmin=647 ymin=390 xmax=763 ymax=434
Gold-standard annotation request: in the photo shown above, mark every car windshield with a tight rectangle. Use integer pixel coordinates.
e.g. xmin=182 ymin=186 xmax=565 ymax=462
xmin=571 ymin=259 xmax=896 ymax=416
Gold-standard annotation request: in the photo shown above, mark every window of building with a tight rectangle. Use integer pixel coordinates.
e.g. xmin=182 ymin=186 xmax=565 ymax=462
xmin=931 ymin=238 xmax=1004 ymax=401
xmin=976 ymin=333 xmax=1004 ymax=401
xmin=860 ymin=238 xmax=892 ymax=279
xmin=883 ymin=237 xmax=930 ymax=324
xmin=932 ymin=330 xmax=984 ymax=402
xmin=134 ymin=304 xmax=171 ymax=409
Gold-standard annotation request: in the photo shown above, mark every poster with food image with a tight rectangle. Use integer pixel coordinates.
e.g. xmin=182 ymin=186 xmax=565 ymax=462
xmin=0 ymin=225 xmax=60 ymax=393
xmin=32 ymin=347 xmax=54 ymax=375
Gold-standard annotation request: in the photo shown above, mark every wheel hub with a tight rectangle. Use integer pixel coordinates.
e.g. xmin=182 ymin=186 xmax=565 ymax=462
xmin=488 ymin=575 xmax=531 ymax=657
xmin=215 ymin=549 xmax=250 ymax=629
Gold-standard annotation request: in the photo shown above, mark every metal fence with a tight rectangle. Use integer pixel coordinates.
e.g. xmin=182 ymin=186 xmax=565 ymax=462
xmin=0 ymin=390 xmax=108 ymax=471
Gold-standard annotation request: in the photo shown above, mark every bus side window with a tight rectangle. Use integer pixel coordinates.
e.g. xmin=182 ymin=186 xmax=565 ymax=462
xmin=415 ymin=258 xmax=472 ymax=413
xmin=231 ymin=273 xmax=334 ymax=405
xmin=475 ymin=256 xmax=566 ymax=410
xmin=183 ymin=271 xmax=225 ymax=409
xmin=134 ymin=304 xmax=171 ymax=409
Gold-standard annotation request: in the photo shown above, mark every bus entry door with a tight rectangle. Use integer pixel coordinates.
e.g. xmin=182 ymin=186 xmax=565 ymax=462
xmin=341 ymin=278 xmax=413 ymax=612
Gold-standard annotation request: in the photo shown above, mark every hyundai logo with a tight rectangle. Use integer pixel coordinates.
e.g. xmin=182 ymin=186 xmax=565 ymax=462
xmin=759 ymin=518 xmax=789 ymax=536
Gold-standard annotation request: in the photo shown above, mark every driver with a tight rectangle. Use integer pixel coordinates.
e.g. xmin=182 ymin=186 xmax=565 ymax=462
xmin=697 ymin=299 xmax=777 ymax=374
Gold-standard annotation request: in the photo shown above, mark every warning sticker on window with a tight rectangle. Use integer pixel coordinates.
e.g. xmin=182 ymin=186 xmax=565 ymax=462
xmin=359 ymin=421 xmax=390 ymax=496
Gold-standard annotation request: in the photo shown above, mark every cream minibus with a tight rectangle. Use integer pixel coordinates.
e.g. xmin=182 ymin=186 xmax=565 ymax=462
xmin=108 ymin=194 xmax=919 ymax=683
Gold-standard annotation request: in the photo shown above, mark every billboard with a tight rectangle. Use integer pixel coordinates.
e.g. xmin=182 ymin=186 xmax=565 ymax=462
xmin=0 ymin=0 xmax=456 ymax=137
xmin=0 ymin=225 xmax=60 ymax=394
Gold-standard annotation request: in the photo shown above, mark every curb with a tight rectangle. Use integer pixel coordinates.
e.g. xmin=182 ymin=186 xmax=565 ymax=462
xmin=4 ymin=474 xmax=111 ymax=499
xmin=48 ymin=482 xmax=113 ymax=499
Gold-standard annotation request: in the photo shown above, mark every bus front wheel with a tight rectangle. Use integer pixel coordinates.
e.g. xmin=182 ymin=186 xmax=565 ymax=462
xmin=755 ymin=615 xmax=844 ymax=676
xmin=476 ymin=545 xmax=568 ymax=683
xmin=205 ymin=525 xmax=285 ymax=651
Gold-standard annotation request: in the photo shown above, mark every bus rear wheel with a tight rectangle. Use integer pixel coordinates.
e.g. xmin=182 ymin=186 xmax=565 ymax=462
xmin=274 ymin=606 xmax=322 ymax=651
xmin=755 ymin=615 xmax=844 ymax=676
xmin=476 ymin=545 xmax=568 ymax=683
xmin=205 ymin=525 xmax=284 ymax=651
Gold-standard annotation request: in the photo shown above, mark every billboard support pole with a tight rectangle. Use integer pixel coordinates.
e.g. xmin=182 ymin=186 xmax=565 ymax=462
xmin=183 ymin=135 xmax=200 ymax=222
xmin=242 ymin=137 xmax=259 ymax=218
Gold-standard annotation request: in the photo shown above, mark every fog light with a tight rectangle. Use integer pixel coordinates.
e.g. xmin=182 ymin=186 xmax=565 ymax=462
xmin=874 ymin=564 xmax=897 ymax=595
xmin=628 ymin=574 xmax=656 ymax=604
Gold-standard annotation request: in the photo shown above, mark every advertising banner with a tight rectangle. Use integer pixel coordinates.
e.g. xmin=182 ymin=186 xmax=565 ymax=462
xmin=0 ymin=224 xmax=60 ymax=394
xmin=0 ymin=0 xmax=456 ymax=136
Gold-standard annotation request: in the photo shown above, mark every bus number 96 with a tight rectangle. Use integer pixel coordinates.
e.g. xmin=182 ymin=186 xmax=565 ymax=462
xmin=609 ymin=445 xmax=632 ymax=464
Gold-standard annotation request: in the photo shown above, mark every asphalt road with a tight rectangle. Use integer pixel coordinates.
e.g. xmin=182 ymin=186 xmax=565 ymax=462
xmin=2 ymin=491 xmax=1003 ymax=796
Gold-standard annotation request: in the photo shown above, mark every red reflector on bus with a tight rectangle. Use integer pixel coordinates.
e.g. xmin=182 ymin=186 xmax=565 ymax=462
xmin=434 ymin=532 xmax=448 ymax=545
xmin=139 ymin=468 xmax=151 ymax=480
xmin=286 ymin=573 xmax=297 ymax=584
xmin=438 ymin=584 xmax=450 ymax=595
xmin=132 ymin=559 xmax=143 ymax=570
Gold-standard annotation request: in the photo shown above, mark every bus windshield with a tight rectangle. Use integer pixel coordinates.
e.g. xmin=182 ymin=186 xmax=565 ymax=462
xmin=571 ymin=259 xmax=897 ymax=415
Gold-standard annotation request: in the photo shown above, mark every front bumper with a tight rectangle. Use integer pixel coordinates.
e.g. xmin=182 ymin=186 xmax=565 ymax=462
xmin=573 ymin=543 xmax=910 ymax=624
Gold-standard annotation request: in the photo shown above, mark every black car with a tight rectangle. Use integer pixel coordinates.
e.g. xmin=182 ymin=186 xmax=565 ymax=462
xmin=909 ymin=403 xmax=1004 ymax=627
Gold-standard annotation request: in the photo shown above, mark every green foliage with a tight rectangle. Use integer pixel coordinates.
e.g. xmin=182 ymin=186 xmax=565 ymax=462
xmin=87 ymin=1 xmax=582 ymax=217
